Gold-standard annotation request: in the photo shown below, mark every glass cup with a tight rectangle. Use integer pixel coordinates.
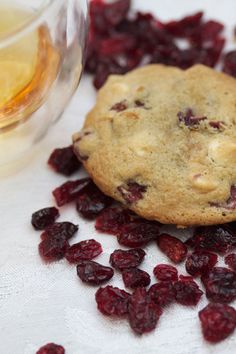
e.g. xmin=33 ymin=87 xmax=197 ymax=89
xmin=0 ymin=0 xmax=88 ymax=167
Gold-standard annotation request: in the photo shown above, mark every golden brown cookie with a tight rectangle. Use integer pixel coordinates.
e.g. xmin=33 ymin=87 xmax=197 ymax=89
xmin=73 ymin=64 xmax=236 ymax=226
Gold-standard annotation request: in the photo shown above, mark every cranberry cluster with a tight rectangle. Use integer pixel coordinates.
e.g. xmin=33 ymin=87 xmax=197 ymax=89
xmin=33 ymin=144 xmax=236 ymax=353
xmin=85 ymin=0 xmax=236 ymax=89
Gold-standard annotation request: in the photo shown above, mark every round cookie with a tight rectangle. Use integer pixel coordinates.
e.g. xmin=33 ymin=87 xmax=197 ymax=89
xmin=73 ymin=64 xmax=236 ymax=226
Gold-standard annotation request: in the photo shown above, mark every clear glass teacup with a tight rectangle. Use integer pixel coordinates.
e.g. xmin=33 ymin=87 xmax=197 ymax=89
xmin=0 ymin=0 xmax=88 ymax=166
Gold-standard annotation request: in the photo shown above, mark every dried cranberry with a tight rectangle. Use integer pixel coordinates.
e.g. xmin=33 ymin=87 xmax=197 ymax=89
xmin=95 ymin=285 xmax=131 ymax=316
xmin=39 ymin=237 xmax=69 ymax=262
xmin=153 ymin=264 xmax=178 ymax=282
xmin=117 ymin=181 xmax=147 ymax=203
xmin=128 ymin=287 xmax=162 ymax=335
xmin=118 ymin=221 xmax=159 ymax=248
xmin=48 ymin=145 xmax=81 ymax=176
xmin=110 ymin=100 xmax=128 ymax=112
xmin=90 ymin=0 xmax=131 ymax=34
xmin=186 ymin=225 xmax=236 ymax=255
xmin=199 ymin=303 xmax=236 ymax=343
xmin=65 ymin=239 xmax=102 ymax=263
xmin=36 ymin=343 xmax=65 ymax=354
xmin=40 ymin=222 xmax=78 ymax=241
xmin=95 ymin=206 xmax=135 ymax=235
xmin=174 ymin=279 xmax=203 ymax=306
xmin=185 ymin=251 xmax=218 ymax=277
xmin=109 ymin=248 xmax=145 ymax=270
xmin=163 ymin=11 xmax=203 ymax=38
xmin=223 ymin=50 xmax=236 ymax=77
xmin=52 ymin=178 xmax=91 ymax=207
xmin=177 ymin=109 xmax=207 ymax=127
xmin=179 ymin=274 xmax=194 ymax=282
xmin=225 ymin=253 xmax=236 ymax=271
xmin=201 ymin=267 xmax=236 ymax=303
xmin=122 ymin=268 xmax=150 ymax=288
xmin=76 ymin=181 xmax=112 ymax=219
xmin=31 ymin=207 xmax=59 ymax=230
xmin=76 ymin=260 xmax=114 ymax=285
xmin=157 ymin=233 xmax=187 ymax=263
xmin=148 ymin=281 xmax=175 ymax=307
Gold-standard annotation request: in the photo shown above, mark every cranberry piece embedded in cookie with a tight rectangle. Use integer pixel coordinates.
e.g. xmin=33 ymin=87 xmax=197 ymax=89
xmin=225 ymin=253 xmax=236 ymax=271
xmin=122 ymin=268 xmax=151 ymax=288
xmin=199 ymin=303 xmax=236 ymax=343
xmin=118 ymin=221 xmax=160 ymax=248
xmin=76 ymin=181 xmax=113 ymax=219
xmin=128 ymin=287 xmax=162 ymax=335
xmin=157 ymin=233 xmax=187 ymax=263
xmin=201 ymin=267 xmax=236 ymax=303
xmin=36 ymin=343 xmax=65 ymax=354
xmin=31 ymin=207 xmax=59 ymax=230
xmin=148 ymin=281 xmax=175 ymax=307
xmin=117 ymin=181 xmax=147 ymax=203
xmin=173 ymin=279 xmax=203 ymax=306
xmin=52 ymin=178 xmax=91 ymax=206
xmin=65 ymin=239 xmax=102 ymax=263
xmin=177 ymin=109 xmax=207 ymax=127
xmin=109 ymin=248 xmax=146 ymax=270
xmin=186 ymin=225 xmax=236 ymax=254
xmin=95 ymin=285 xmax=131 ymax=316
xmin=48 ymin=145 xmax=81 ymax=176
xmin=77 ymin=260 xmax=114 ymax=285
xmin=110 ymin=100 xmax=128 ymax=112
xmin=153 ymin=264 xmax=178 ymax=282
xmin=40 ymin=222 xmax=78 ymax=241
xmin=185 ymin=250 xmax=218 ymax=277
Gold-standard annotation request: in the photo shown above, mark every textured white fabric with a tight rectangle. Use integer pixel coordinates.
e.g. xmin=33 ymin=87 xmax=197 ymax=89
xmin=1 ymin=1 xmax=236 ymax=353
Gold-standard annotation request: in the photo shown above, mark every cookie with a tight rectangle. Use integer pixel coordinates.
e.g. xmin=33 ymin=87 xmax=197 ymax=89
xmin=73 ymin=64 xmax=236 ymax=226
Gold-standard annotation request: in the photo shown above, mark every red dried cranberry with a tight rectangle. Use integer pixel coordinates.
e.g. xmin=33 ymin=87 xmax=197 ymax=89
xmin=153 ymin=264 xmax=178 ymax=282
xmin=76 ymin=260 xmax=114 ymax=285
xmin=148 ymin=281 xmax=175 ymax=307
xmin=223 ymin=50 xmax=236 ymax=77
xmin=179 ymin=274 xmax=194 ymax=282
xmin=163 ymin=11 xmax=203 ymax=38
xmin=122 ymin=268 xmax=150 ymax=288
xmin=48 ymin=145 xmax=81 ymax=176
xmin=128 ymin=287 xmax=162 ymax=335
xmin=76 ymin=181 xmax=112 ymax=219
xmin=186 ymin=225 xmax=236 ymax=255
xmin=95 ymin=285 xmax=131 ymax=316
xmin=157 ymin=233 xmax=187 ymax=263
xmin=109 ymin=248 xmax=145 ymax=270
xmin=185 ymin=251 xmax=218 ymax=277
xmin=52 ymin=178 xmax=91 ymax=207
xmin=178 ymin=109 xmax=207 ymax=127
xmin=225 ymin=253 xmax=236 ymax=271
xmin=95 ymin=206 xmax=135 ymax=235
xmin=36 ymin=343 xmax=65 ymax=354
xmin=201 ymin=267 xmax=236 ymax=303
xmin=31 ymin=207 xmax=59 ymax=230
xmin=174 ymin=279 xmax=203 ymax=306
xmin=65 ymin=239 xmax=102 ymax=263
xmin=40 ymin=222 xmax=78 ymax=241
xmin=110 ymin=100 xmax=128 ymax=112
xmin=90 ymin=0 xmax=131 ymax=34
xmin=199 ymin=303 xmax=236 ymax=343
xmin=39 ymin=237 xmax=69 ymax=262
xmin=118 ymin=221 xmax=160 ymax=248
xmin=117 ymin=181 xmax=147 ymax=203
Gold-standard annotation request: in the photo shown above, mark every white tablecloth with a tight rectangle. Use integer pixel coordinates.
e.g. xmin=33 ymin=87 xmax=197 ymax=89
xmin=1 ymin=1 xmax=236 ymax=353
